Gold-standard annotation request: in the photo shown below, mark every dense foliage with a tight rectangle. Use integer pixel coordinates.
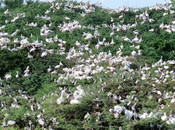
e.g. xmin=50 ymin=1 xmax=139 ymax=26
xmin=0 ymin=0 xmax=175 ymax=129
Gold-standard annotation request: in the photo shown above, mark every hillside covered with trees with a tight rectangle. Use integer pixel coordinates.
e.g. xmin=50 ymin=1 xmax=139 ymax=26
xmin=0 ymin=0 xmax=175 ymax=129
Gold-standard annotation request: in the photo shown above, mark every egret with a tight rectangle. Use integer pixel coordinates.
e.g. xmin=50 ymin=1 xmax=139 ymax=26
xmin=16 ymin=71 xmax=19 ymax=78
xmin=47 ymin=66 xmax=52 ymax=73
xmin=7 ymin=120 xmax=16 ymax=126
xmin=5 ymin=72 xmax=11 ymax=80
xmin=41 ymin=51 xmax=47 ymax=58
xmin=57 ymin=89 xmax=65 ymax=104
xmin=28 ymin=53 xmax=33 ymax=59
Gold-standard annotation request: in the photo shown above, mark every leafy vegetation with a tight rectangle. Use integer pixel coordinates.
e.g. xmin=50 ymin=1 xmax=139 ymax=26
xmin=0 ymin=0 xmax=175 ymax=129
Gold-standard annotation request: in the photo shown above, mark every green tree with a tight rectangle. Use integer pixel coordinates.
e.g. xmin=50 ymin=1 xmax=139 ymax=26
xmin=25 ymin=0 xmax=34 ymax=5
xmin=3 ymin=0 xmax=23 ymax=8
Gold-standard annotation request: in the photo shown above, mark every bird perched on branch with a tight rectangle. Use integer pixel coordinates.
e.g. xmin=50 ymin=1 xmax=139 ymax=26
xmin=5 ymin=72 xmax=11 ymax=80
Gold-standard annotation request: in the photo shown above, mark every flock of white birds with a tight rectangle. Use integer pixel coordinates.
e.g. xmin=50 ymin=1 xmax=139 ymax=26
xmin=0 ymin=0 xmax=175 ymax=129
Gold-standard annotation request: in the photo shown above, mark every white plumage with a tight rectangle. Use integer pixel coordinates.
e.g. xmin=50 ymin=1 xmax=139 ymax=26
xmin=28 ymin=53 xmax=33 ymax=59
xmin=57 ymin=90 xmax=65 ymax=104
xmin=24 ymin=72 xmax=30 ymax=77
xmin=7 ymin=120 xmax=16 ymax=126
xmin=41 ymin=51 xmax=47 ymax=58
xmin=16 ymin=71 xmax=19 ymax=78
xmin=125 ymin=109 xmax=133 ymax=120
xmin=70 ymin=99 xmax=81 ymax=104
xmin=5 ymin=73 xmax=11 ymax=80
xmin=161 ymin=113 xmax=168 ymax=121
xmin=47 ymin=66 xmax=52 ymax=73
xmin=38 ymin=117 xmax=46 ymax=128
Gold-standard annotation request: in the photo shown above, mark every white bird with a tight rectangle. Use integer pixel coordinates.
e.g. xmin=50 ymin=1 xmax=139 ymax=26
xmin=164 ymin=65 xmax=169 ymax=70
xmin=30 ymin=46 xmax=36 ymax=53
xmin=116 ymin=48 xmax=122 ymax=56
xmin=138 ymin=50 xmax=142 ymax=56
xmin=51 ymin=70 xmax=57 ymax=75
xmin=111 ymin=17 xmax=114 ymax=22
xmin=119 ymin=13 xmax=123 ymax=19
xmin=45 ymin=9 xmax=50 ymax=14
xmin=133 ymin=30 xmax=139 ymax=35
xmin=28 ymin=53 xmax=33 ymax=59
xmin=114 ymin=112 xmax=119 ymax=119
xmin=70 ymin=99 xmax=81 ymax=104
xmin=13 ymin=38 xmax=20 ymax=43
xmin=149 ymin=29 xmax=154 ymax=32
xmin=161 ymin=113 xmax=168 ymax=121
xmin=75 ymin=41 xmax=81 ymax=47
xmin=16 ymin=71 xmax=19 ymax=78
xmin=120 ymin=43 xmax=123 ymax=50
xmin=64 ymin=16 xmax=70 ymax=20
xmin=110 ymin=30 xmax=114 ymax=37
xmin=73 ymin=91 xmax=83 ymax=100
xmin=49 ymin=22 xmax=52 ymax=27
xmin=24 ymin=66 xmax=30 ymax=74
xmin=47 ymin=66 xmax=52 ymax=73
xmin=30 ymin=33 xmax=33 ymax=37
xmin=7 ymin=120 xmax=16 ymax=126
xmin=59 ymin=62 xmax=63 ymax=66
xmin=24 ymin=73 xmax=30 ymax=77
xmin=1 ymin=117 xmax=7 ymax=127
xmin=53 ymin=35 xmax=58 ymax=42
xmin=76 ymin=85 xmax=85 ymax=96
xmin=41 ymin=51 xmax=47 ymax=58
xmin=84 ymin=112 xmax=90 ymax=121
xmin=38 ymin=115 xmax=46 ymax=128
xmin=110 ymin=39 xmax=115 ymax=45
xmin=29 ymin=120 xmax=34 ymax=130
xmin=170 ymin=98 xmax=175 ymax=103
xmin=5 ymin=20 xmax=8 ymax=24
xmin=57 ymin=90 xmax=65 ymax=104
xmin=55 ymin=65 xmax=61 ymax=69
xmin=163 ymin=12 xmax=168 ymax=16
xmin=4 ymin=9 xmax=9 ymax=15
xmin=5 ymin=73 xmax=11 ymax=80
xmin=124 ymin=109 xmax=133 ymax=120
xmin=135 ymin=45 xmax=140 ymax=49
xmin=131 ymin=50 xmax=137 ymax=58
